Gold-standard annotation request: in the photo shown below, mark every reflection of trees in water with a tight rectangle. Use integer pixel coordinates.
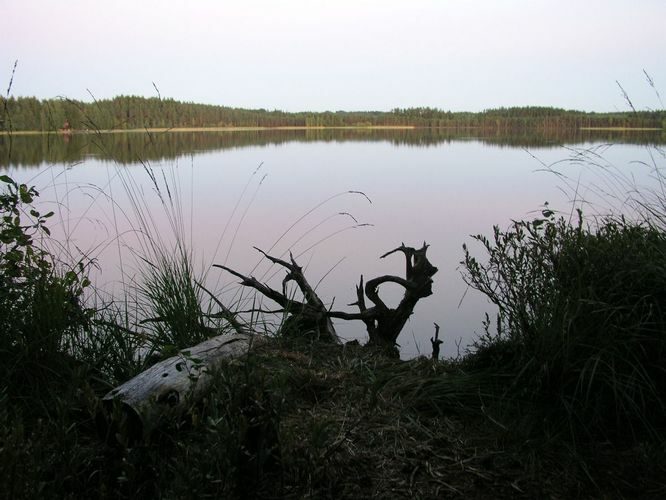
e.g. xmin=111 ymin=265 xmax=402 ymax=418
xmin=2 ymin=128 xmax=665 ymax=168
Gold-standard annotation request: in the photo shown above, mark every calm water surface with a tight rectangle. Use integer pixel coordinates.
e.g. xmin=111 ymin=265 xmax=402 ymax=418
xmin=3 ymin=130 xmax=663 ymax=357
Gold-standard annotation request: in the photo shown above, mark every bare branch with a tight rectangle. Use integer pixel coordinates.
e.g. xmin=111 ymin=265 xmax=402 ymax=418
xmin=215 ymin=243 xmax=437 ymax=352
xmin=195 ymin=279 xmax=248 ymax=335
xmin=213 ymin=264 xmax=306 ymax=312
xmin=431 ymin=322 xmax=443 ymax=360
xmin=215 ymin=249 xmax=339 ymax=342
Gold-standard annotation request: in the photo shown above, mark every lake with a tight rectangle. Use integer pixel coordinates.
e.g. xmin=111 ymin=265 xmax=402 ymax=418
xmin=2 ymin=128 xmax=664 ymax=357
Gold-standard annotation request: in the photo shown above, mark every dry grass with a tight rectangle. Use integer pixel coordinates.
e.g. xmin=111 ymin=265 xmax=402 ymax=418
xmin=213 ymin=338 xmax=666 ymax=499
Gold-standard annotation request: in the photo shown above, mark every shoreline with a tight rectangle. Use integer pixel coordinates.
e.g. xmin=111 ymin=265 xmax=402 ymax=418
xmin=1 ymin=125 xmax=419 ymax=136
xmin=1 ymin=125 xmax=662 ymax=136
xmin=579 ymin=126 xmax=662 ymax=131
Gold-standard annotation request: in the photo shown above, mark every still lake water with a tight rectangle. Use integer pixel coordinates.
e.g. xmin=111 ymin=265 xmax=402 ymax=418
xmin=3 ymin=129 xmax=664 ymax=357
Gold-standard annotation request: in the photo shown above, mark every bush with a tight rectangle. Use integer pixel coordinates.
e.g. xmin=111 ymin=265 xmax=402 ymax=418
xmin=0 ymin=175 xmax=92 ymax=402
xmin=462 ymin=208 xmax=666 ymax=442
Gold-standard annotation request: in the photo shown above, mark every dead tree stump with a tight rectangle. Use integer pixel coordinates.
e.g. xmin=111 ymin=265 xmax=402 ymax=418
xmin=217 ymin=243 xmax=437 ymax=355
xmin=330 ymin=243 xmax=438 ymax=354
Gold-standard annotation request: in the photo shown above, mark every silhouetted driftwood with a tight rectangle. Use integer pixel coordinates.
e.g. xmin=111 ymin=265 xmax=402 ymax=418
xmin=102 ymin=243 xmax=437 ymax=438
xmin=431 ymin=322 xmax=443 ymax=360
xmin=329 ymin=243 xmax=438 ymax=352
xmin=214 ymin=248 xmax=340 ymax=343
xmin=217 ymin=243 xmax=437 ymax=354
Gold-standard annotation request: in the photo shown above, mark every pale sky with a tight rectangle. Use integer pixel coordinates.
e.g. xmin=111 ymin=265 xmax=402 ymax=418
xmin=2 ymin=0 xmax=665 ymax=112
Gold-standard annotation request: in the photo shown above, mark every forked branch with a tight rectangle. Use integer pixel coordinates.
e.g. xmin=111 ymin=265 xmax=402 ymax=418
xmin=338 ymin=242 xmax=438 ymax=351
xmin=216 ymin=243 xmax=437 ymax=354
xmin=213 ymin=248 xmax=338 ymax=342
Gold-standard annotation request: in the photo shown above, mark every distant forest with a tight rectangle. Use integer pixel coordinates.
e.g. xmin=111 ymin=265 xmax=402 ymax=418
xmin=1 ymin=95 xmax=665 ymax=131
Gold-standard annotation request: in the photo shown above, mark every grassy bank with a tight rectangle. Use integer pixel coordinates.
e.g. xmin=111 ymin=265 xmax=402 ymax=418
xmin=1 ymin=169 xmax=666 ymax=498
xmin=2 ymin=337 xmax=664 ymax=498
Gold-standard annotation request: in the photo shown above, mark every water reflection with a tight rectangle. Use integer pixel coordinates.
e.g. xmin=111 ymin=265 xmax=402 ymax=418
xmin=2 ymin=131 xmax=663 ymax=358
xmin=2 ymin=127 xmax=664 ymax=168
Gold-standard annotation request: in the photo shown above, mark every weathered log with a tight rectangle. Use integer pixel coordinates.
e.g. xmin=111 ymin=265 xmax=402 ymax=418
xmin=102 ymin=333 xmax=260 ymax=440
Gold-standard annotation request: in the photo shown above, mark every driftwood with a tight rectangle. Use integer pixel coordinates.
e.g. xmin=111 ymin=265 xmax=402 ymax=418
xmin=329 ymin=243 xmax=438 ymax=351
xmin=431 ymin=322 xmax=443 ymax=360
xmin=214 ymin=248 xmax=340 ymax=343
xmin=103 ymin=243 xmax=436 ymax=437
xmin=102 ymin=333 xmax=259 ymax=440
xmin=217 ymin=243 xmax=437 ymax=354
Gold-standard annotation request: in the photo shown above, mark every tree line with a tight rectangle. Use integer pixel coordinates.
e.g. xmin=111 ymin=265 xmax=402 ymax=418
xmin=1 ymin=95 xmax=665 ymax=132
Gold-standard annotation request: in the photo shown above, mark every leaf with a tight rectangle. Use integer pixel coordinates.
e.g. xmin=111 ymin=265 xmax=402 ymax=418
xmin=0 ymin=175 xmax=13 ymax=184
xmin=6 ymin=250 xmax=22 ymax=262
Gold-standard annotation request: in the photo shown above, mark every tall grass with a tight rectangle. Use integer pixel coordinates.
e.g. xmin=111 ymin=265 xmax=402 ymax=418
xmin=137 ymin=244 xmax=215 ymax=350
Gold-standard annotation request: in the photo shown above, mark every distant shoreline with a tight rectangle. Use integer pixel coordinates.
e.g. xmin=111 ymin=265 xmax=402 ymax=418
xmin=1 ymin=125 xmax=419 ymax=136
xmin=579 ymin=127 xmax=662 ymax=131
xmin=2 ymin=125 xmax=662 ymax=136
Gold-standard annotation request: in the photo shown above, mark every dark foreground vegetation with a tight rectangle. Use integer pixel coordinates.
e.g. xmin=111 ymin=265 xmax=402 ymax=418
xmin=2 ymin=164 xmax=666 ymax=498
xmin=2 ymin=94 xmax=665 ymax=132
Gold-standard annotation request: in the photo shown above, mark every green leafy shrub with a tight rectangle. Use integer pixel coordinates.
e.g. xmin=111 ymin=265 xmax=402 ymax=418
xmin=462 ymin=208 xmax=666 ymax=442
xmin=0 ymin=175 xmax=92 ymax=400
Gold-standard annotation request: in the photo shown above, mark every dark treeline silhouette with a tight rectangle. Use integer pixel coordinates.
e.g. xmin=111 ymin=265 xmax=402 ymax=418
xmin=1 ymin=95 xmax=665 ymax=132
xmin=3 ymin=127 xmax=665 ymax=168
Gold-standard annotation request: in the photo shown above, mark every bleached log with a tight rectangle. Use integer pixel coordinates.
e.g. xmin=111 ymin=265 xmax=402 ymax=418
xmin=103 ymin=333 xmax=260 ymax=438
